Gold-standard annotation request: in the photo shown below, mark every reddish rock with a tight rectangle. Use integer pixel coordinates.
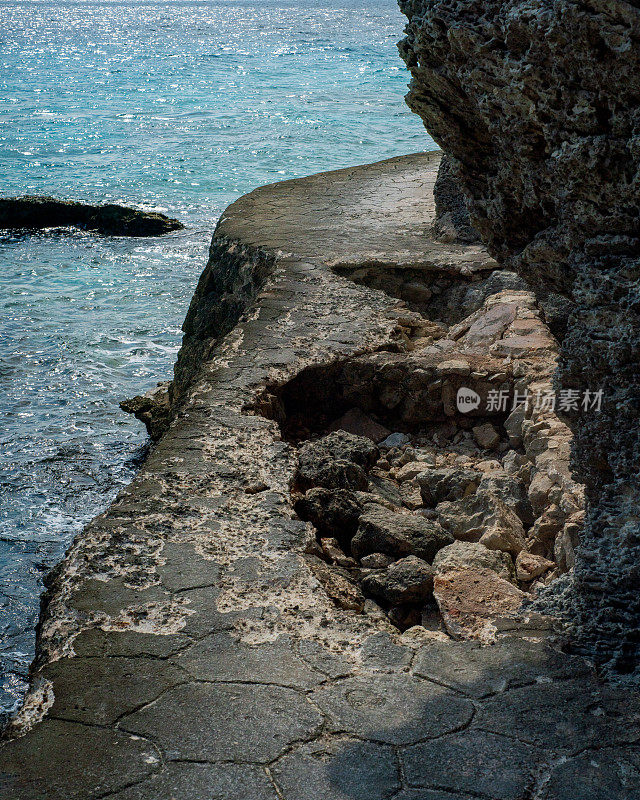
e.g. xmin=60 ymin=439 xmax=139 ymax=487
xmin=515 ymin=551 xmax=555 ymax=583
xmin=433 ymin=567 xmax=526 ymax=642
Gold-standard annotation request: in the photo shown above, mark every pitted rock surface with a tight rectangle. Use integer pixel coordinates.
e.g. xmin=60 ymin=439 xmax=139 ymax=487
xmin=0 ymin=155 xmax=638 ymax=799
xmin=399 ymin=0 xmax=640 ymax=676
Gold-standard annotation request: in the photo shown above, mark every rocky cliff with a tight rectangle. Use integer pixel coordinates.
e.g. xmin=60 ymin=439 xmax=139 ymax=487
xmin=399 ymin=0 xmax=640 ymax=677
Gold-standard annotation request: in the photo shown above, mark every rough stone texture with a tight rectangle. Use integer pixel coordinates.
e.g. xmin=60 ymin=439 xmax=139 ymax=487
xmin=433 ymin=567 xmax=527 ymax=641
xmin=418 ymin=467 xmax=480 ymax=506
xmin=433 ymin=540 xmax=516 ymax=584
xmin=432 ymin=153 xmax=480 ymax=244
xmin=1 ymin=155 xmax=637 ymax=798
xmin=399 ymin=0 xmax=640 ymax=677
xmin=294 ymin=488 xmax=363 ymax=545
xmin=361 ymin=555 xmax=434 ymax=604
xmin=0 ymin=196 xmax=183 ymax=236
xmin=295 ymin=432 xmax=378 ymax=491
xmin=352 ymin=504 xmax=452 ymax=562
xmin=436 ymin=492 xmax=527 ymax=555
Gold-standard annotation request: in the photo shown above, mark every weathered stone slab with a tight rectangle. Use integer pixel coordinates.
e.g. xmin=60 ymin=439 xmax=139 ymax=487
xmin=477 ymin=682 xmax=640 ymax=751
xmin=121 ymin=682 xmax=324 ymax=762
xmin=310 ymin=674 xmax=474 ymax=745
xmin=43 ymin=655 xmax=184 ymax=725
xmin=541 ymin=748 xmax=640 ymax=800
xmin=412 ymin=637 xmax=592 ymax=698
xmin=402 ymin=729 xmax=541 ymax=800
xmin=111 ymin=762 xmax=278 ymax=800
xmin=177 ymin=632 xmax=323 ymax=688
xmin=0 ymin=719 xmax=159 ymax=799
xmin=272 ymin=736 xmax=400 ymax=800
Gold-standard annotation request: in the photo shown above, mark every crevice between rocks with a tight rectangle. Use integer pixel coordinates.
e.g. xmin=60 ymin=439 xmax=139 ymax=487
xmin=248 ymin=262 xmax=584 ymax=642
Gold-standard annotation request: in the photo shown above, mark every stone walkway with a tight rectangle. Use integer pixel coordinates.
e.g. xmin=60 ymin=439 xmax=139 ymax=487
xmin=0 ymin=154 xmax=638 ymax=799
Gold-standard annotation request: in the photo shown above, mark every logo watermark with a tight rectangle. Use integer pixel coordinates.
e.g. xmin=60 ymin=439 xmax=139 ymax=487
xmin=456 ymin=388 xmax=603 ymax=414
xmin=456 ymin=387 xmax=481 ymax=413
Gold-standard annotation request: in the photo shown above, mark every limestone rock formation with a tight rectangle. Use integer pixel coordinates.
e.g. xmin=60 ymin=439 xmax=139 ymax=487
xmin=0 ymin=196 xmax=183 ymax=236
xmin=399 ymin=0 xmax=640 ymax=677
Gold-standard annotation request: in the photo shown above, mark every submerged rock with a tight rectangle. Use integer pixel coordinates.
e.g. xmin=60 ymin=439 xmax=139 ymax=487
xmin=0 ymin=196 xmax=184 ymax=236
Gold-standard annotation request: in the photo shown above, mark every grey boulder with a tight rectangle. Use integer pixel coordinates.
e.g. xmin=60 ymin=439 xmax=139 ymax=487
xmin=351 ymin=504 xmax=453 ymax=562
xmin=362 ymin=556 xmax=434 ymax=605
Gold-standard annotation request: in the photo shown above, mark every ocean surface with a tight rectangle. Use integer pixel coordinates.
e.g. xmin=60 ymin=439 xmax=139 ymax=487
xmin=0 ymin=0 xmax=435 ymax=721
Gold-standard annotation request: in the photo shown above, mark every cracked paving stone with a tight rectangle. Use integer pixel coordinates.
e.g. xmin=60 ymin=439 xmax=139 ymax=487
xmin=393 ymin=792 xmax=476 ymax=800
xmin=310 ymin=673 xmax=474 ymax=745
xmin=358 ymin=631 xmax=413 ymax=673
xmin=541 ymin=748 xmax=640 ymax=800
xmin=296 ymin=639 xmax=354 ymax=680
xmin=402 ymin=729 xmax=541 ymax=799
xmin=475 ymin=681 xmax=640 ymax=751
xmin=107 ymin=762 xmax=279 ymax=800
xmin=177 ymin=632 xmax=324 ymax=688
xmin=271 ymin=736 xmax=400 ymax=800
xmin=157 ymin=541 xmax=222 ymax=591
xmin=0 ymin=719 xmax=159 ymax=800
xmin=41 ymin=656 xmax=185 ymax=726
xmin=68 ymin=577 xmax=168 ymax=616
xmin=72 ymin=628 xmax=192 ymax=659
xmin=120 ymin=682 xmax=323 ymax=762
xmin=411 ymin=637 xmax=592 ymax=698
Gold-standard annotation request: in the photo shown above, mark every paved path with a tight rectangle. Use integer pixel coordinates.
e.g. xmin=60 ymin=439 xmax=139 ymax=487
xmin=0 ymin=154 xmax=638 ymax=799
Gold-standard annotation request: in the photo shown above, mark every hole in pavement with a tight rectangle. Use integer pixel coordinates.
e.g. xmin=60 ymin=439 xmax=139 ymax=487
xmin=247 ymin=267 xmax=582 ymax=638
xmin=331 ymin=264 xmax=527 ymax=326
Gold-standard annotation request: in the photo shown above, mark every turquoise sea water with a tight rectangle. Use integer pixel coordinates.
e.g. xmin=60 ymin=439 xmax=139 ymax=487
xmin=0 ymin=0 xmax=435 ymax=720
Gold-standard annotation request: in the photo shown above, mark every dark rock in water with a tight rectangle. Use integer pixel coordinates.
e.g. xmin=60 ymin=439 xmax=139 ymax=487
xmin=351 ymin=504 xmax=453 ymax=562
xmin=0 ymin=196 xmax=184 ymax=236
xmin=294 ymin=432 xmax=378 ymax=492
xmin=362 ymin=556 xmax=434 ymax=605
xmin=399 ymin=0 xmax=640 ymax=674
